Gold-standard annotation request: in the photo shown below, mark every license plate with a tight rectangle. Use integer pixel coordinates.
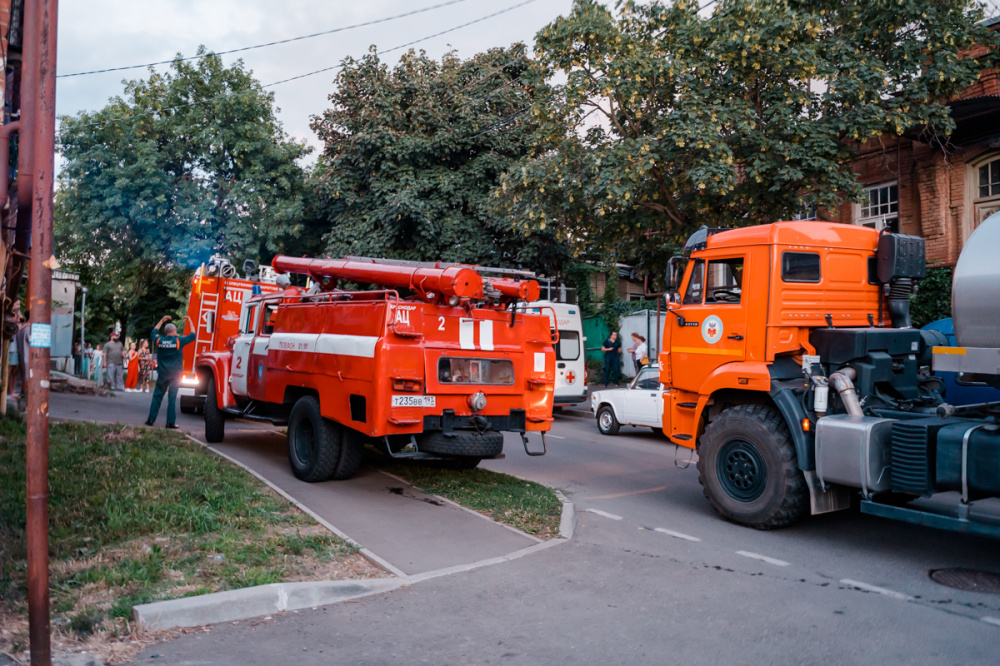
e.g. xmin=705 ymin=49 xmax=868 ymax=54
xmin=391 ymin=395 xmax=436 ymax=408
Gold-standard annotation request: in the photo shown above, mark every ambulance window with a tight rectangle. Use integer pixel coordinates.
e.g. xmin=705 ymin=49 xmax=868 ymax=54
xmin=437 ymin=358 xmax=515 ymax=385
xmin=781 ymin=252 xmax=821 ymax=283
xmin=241 ymin=305 xmax=258 ymax=335
xmin=262 ymin=304 xmax=279 ymax=335
xmin=705 ymin=258 xmax=743 ymax=304
xmin=682 ymin=260 xmax=705 ymax=305
xmin=556 ymin=331 xmax=581 ymax=361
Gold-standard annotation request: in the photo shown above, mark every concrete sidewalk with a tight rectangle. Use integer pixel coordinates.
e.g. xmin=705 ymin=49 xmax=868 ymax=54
xmin=48 ymin=391 xmax=544 ymax=576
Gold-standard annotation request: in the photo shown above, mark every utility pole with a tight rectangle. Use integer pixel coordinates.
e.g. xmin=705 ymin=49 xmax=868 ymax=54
xmin=80 ymin=286 xmax=87 ymax=374
xmin=23 ymin=0 xmax=60 ymax=664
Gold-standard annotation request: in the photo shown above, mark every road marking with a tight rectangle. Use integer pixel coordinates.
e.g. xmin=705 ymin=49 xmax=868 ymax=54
xmin=736 ymin=551 xmax=790 ymax=567
xmin=585 ymin=508 xmax=623 ymax=521
xmin=591 ymin=485 xmax=669 ymax=500
xmin=546 ymin=434 xmax=566 ymax=440
xmin=654 ymin=528 xmax=701 ymax=542
xmin=840 ymin=579 xmax=914 ymax=602
xmin=982 ymin=616 xmax=1000 ymax=627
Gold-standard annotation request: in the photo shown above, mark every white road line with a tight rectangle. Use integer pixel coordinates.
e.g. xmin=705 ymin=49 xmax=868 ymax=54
xmin=735 ymin=551 xmax=790 ymax=567
xmin=546 ymin=434 xmax=567 ymax=440
xmin=840 ymin=579 xmax=914 ymax=602
xmin=654 ymin=528 xmax=701 ymax=542
xmin=981 ymin=616 xmax=1000 ymax=627
xmin=585 ymin=508 xmax=623 ymax=521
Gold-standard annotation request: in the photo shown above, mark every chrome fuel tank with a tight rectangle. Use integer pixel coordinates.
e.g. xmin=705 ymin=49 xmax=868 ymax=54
xmin=953 ymin=211 xmax=1000 ymax=348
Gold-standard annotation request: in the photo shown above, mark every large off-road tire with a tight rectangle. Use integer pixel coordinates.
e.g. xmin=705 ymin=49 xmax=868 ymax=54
xmin=287 ymin=396 xmax=341 ymax=482
xmin=418 ymin=430 xmax=503 ymax=458
xmin=330 ymin=427 xmax=364 ymax=481
xmin=696 ymin=404 xmax=808 ymax=530
xmin=204 ymin=377 xmax=225 ymax=443
xmin=597 ymin=405 xmax=620 ymax=435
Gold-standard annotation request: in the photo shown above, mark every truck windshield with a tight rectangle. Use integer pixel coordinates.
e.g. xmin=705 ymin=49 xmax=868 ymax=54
xmin=438 ymin=358 xmax=515 ymax=385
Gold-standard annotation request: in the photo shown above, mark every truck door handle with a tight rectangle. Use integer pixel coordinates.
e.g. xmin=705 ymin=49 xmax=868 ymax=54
xmin=557 ymin=362 xmax=566 ymax=368
xmin=727 ymin=335 xmax=744 ymax=341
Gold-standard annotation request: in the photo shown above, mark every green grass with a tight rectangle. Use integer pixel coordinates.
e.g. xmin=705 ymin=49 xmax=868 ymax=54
xmin=368 ymin=450 xmax=563 ymax=538
xmin=0 ymin=419 xmax=372 ymax=652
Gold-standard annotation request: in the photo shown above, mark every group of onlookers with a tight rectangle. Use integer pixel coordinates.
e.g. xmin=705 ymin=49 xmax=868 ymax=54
xmin=600 ymin=331 xmax=649 ymax=386
xmin=91 ymin=331 xmax=155 ymax=392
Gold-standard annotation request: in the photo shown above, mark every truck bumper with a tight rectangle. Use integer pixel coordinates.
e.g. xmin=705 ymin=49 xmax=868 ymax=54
xmin=422 ymin=409 xmax=527 ymax=434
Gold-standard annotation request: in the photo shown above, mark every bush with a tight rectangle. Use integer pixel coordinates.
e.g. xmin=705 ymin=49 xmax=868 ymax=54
xmin=911 ymin=267 xmax=952 ymax=329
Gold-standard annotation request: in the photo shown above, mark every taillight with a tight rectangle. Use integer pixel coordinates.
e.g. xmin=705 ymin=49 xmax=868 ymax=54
xmin=393 ymin=378 xmax=422 ymax=392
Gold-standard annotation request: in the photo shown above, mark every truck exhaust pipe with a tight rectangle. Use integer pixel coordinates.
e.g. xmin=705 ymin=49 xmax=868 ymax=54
xmin=829 ymin=367 xmax=863 ymax=416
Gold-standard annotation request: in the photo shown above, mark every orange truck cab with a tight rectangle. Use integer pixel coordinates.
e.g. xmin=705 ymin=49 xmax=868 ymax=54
xmin=659 ymin=221 xmax=1000 ymax=537
xmin=178 ymin=256 xmax=283 ymax=414
xmin=197 ymin=255 xmax=555 ymax=482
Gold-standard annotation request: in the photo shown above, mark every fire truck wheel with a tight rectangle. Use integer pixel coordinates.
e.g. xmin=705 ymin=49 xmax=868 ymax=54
xmin=697 ymin=404 xmax=808 ymax=530
xmin=419 ymin=430 xmax=503 ymax=458
xmin=287 ymin=396 xmax=341 ymax=482
xmin=597 ymin=406 xmax=620 ymax=435
xmin=204 ymin=377 xmax=225 ymax=444
xmin=330 ymin=428 xmax=364 ymax=481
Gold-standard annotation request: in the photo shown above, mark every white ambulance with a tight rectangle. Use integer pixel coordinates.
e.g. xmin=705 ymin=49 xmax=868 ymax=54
xmin=529 ymin=300 xmax=586 ymax=407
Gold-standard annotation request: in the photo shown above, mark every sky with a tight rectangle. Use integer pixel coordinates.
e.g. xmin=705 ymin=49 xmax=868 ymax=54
xmin=55 ymin=0 xmax=578 ymax=165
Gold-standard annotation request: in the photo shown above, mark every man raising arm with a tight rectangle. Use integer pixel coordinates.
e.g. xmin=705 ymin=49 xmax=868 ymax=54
xmin=145 ymin=315 xmax=196 ymax=429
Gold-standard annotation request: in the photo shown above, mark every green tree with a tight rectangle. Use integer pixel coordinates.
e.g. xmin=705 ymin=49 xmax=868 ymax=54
xmin=310 ymin=44 xmax=570 ymax=273
xmin=56 ymin=49 xmax=310 ymax=337
xmin=498 ymin=0 xmax=1000 ymax=282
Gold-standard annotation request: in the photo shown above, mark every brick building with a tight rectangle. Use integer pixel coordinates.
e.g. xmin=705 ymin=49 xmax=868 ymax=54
xmin=823 ymin=17 xmax=1000 ymax=265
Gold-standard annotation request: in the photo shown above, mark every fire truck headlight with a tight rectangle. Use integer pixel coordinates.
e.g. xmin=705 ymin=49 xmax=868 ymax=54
xmin=468 ymin=392 xmax=487 ymax=412
xmin=181 ymin=374 xmax=200 ymax=387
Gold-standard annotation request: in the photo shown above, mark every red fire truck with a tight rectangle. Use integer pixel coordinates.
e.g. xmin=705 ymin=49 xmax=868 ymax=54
xmin=195 ymin=256 xmax=556 ymax=481
xmin=178 ymin=256 xmax=283 ymax=414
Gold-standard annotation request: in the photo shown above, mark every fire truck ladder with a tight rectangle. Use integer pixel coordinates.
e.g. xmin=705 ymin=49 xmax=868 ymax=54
xmin=195 ymin=292 xmax=220 ymax=356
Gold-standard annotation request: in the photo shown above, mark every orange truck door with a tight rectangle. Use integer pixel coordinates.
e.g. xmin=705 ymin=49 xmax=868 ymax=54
xmin=247 ymin=302 xmax=279 ymax=399
xmin=668 ymin=254 xmax=749 ymax=393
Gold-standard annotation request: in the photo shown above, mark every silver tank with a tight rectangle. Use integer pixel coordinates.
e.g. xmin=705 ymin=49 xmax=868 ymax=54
xmin=952 ymin=211 xmax=1000 ymax=348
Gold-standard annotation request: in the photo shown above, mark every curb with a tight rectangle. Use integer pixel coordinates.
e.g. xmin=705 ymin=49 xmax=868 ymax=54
xmin=133 ymin=579 xmax=404 ymax=631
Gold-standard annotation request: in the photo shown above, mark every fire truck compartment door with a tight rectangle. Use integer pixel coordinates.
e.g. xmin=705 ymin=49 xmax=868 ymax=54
xmin=231 ymin=335 xmax=253 ymax=397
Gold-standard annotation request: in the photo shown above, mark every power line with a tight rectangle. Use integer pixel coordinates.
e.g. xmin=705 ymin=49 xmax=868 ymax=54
xmin=57 ymin=0 xmax=477 ymax=79
xmin=70 ymin=0 xmax=542 ymax=130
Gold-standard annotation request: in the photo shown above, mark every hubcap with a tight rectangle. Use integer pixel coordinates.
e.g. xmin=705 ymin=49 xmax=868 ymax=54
xmin=294 ymin=418 xmax=316 ymax=465
xmin=717 ymin=439 xmax=767 ymax=502
xmin=599 ymin=411 xmax=613 ymax=431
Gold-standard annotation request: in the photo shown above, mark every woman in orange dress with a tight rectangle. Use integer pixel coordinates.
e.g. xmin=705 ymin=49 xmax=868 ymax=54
xmin=125 ymin=341 xmax=139 ymax=390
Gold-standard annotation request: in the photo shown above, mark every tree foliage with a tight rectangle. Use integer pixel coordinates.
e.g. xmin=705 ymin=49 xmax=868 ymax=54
xmin=497 ymin=0 xmax=1000 ymax=282
xmin=310 ymin=45 xmax=570 ymax=272
xmin=56 ymin=50 xmax=311 ymax=337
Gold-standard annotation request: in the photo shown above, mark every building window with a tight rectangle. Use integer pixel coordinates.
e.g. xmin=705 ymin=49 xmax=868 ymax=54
xmin=791 ymin=196 xmax=817 ymax=221
xmin=857 ymin=182 xmax=898 ymax=232
xmin=975 ymin=157 xmax=1000 ymax=228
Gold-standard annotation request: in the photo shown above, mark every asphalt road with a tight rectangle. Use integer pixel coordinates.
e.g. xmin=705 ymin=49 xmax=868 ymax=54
xmin=48 ymin=391 xmax=1000 ymax=664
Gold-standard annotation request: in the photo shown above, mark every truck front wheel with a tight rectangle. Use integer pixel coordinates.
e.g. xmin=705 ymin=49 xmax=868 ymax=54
xmin=287 ymin=396 xmax=341 ymax=482
xmin=697 ymin=404 xmax=808 ymax=530
xmin=204 ymin=376 xmax=225 ymax=443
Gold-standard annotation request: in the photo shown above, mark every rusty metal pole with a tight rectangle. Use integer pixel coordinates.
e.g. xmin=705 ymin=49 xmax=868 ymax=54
xmin=24 ymin=0 xmax=58 ymax=664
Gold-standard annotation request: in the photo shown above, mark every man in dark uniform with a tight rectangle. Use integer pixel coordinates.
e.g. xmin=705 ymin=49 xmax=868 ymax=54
xmin=145 ymin=314 xmax=196 ymax=428
xmin=601 ymin=330 xmax=622 ymax=386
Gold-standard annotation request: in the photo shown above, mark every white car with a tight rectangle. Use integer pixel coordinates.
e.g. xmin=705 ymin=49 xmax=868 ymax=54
xmin=591 ymin=364 xmax=664 ymax=435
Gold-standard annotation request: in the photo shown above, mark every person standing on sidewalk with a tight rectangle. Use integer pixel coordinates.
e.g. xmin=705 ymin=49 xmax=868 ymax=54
xmin=91 ymin=344 xmax=104 ymax=387
xmin=601 ymin=331 xmax=622 ymax=386
xmin=145 ymin=315 xmax=195 ymax=429
xmin=104 ymin=332 xmax=125 ymax=391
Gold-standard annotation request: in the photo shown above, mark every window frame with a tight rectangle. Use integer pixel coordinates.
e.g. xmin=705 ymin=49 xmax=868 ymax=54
xmin=781 ymin=251 xmax=822 ymax=283
xmin=704 ymin=257 xmax=745 ymax=305
xmin=556 ymin=330 xmax=581 ymax=361
xmin=855 ymin=181 xmax=899 ymax=232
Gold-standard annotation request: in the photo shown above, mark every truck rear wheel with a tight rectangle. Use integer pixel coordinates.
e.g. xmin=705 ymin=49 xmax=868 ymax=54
xmin=204 ymin=377 xmax=225 ymax=443
xmin=330 ymin=427 xmax=364 ymax=481
xmin=287 ymin=396 xmax=341 ymax=482
xmin=697 ymin=404 xmax=808 ymax=530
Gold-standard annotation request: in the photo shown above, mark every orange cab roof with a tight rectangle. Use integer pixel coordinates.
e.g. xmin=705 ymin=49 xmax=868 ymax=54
xmin=705 ymin=221 xmax=880 ymax=251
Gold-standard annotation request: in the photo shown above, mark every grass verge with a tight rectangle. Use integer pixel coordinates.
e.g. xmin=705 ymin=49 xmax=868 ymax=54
xmin=0 ymin=419 xmax=382 ymax=663
xmin=366 ymin=449 xmax=563 ymax=539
